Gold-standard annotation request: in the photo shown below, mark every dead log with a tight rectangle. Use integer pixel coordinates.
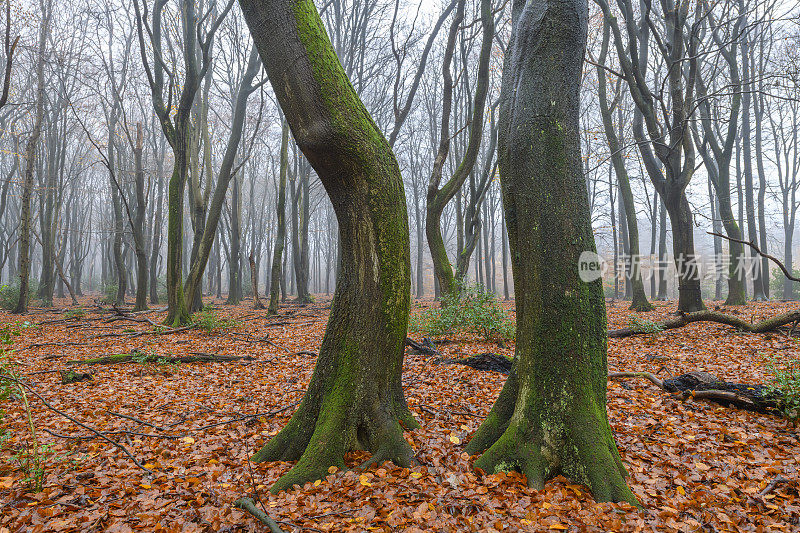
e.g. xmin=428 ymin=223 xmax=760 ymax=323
xmin=444 ymin=357 xmax=785 ymax=415
xmin=437 ymin=352 xmax=512 ymax=373
xmin=60 ymin=370 xmax=93 ymax=384
xmin=608 ymin=309 xmax=800 ymax=338
xmin=608 ymin=370 xmax=782 ymax=414
xmin=67 ymin=350 xmax=254 ymax=366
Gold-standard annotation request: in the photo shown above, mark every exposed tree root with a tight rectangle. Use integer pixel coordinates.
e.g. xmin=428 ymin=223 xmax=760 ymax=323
xmin=608 ymin=309 xmax=800 ymax=338
xmin=251 ymin=390 xmax=417 ymax=494
xmin=465 ymin=371 xmax=638 ymax=505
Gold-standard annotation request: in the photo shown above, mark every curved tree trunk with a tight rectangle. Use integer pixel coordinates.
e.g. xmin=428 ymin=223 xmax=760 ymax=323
xmin=240 ymin=0 xmax=416 ymax=493
xmin=426 ymin=0 xmax=492 ymax=297
xmin=466 ymin=0 xmax=636 ymax=504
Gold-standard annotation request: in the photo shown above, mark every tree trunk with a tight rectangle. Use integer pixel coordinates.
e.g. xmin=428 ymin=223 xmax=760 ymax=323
xmin=466 ymin=0 xmax=636 ymax=504
xmin=268 ymin=119 xmax=289 ymax=315
xmin=149 ymin=139 xmax=165 ymax=304
xmin=110 ymin=119 xmax=127 ymax=307
xmin=13 ymin=0 xmax=51 ymax=314
xmin=595 ymin=26 xmax=651 ymax=310
xmin=657 ymin=196 xmax=668 ymax=299
xmin=741 ymin=29 xmax=766 ymax=300
xmin=501 ymin=211 xmax=509 ymax=300
xmin=226 ymin=173 xmax=242 ymax=305
xmin=426 ymin=0 xmax=492 ymax=297
xmin=249 ymin=253 xmax=264 ymax=309
xmin=663 ymin=191 xmax=704 ymax=311
xmin=132 ymin=123 xmax=149 ymax=311
xmin=240 ymin=0 xmax=416 ymax=492
xmin=183 ymin=47 xmax=261 ymax=311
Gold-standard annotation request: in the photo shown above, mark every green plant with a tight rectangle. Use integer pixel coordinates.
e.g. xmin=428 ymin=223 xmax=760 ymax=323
xmin=64 ymin=308 xmax=86 ymax=320
xmin=626 ymin=316 xmax=663 ymax=337
xmin=765 ymin=356 xmax=800 ymax=420
xmin=769 ymin=268 xmax=800 ymax=300
xmin=130 ymin=349 xmax=152 ymax=364
xmin=100 ymin=283 xmax=118 ymax=304
xmin=156 ymin=276 xmax=168 ymax=303
xmin=0 ymin=328 xmax=45 ymax=491
xmin=409 ymin=282 xmax=515 ymax=342
xmin=0 ymin=281 xmax=39 ymax=311
xmin=192 ymin=307 xmax=240 ymax=334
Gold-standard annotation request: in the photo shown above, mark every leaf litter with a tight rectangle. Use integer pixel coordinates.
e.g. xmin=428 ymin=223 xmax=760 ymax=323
xmin=0 ymin=297 xmax=797 ymax=532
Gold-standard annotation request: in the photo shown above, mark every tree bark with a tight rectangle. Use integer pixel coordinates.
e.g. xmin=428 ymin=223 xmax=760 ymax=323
xmin=132 ymin=123 xmax=149 ymax=311
xmin=465 ymin=0 xmax=636 ymax=504
xmin=240 ymin=0 xmax=416 ymax=493
xmin=740 ymin=20 xmax=766 ymax=301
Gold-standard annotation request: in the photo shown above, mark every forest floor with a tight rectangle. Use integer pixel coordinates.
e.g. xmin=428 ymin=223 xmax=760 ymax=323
xmin=0 ymin=296 xmax=798 ymax=532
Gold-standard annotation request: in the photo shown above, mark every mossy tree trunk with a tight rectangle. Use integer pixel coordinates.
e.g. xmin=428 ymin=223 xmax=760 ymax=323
xmin=465 ymin=0 xmax=637 ymax=505
xmin=239 ymin=0 xmax=417 ymax=493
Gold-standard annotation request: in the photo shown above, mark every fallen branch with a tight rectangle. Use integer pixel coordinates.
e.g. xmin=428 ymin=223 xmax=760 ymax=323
xmin=758 ymin=475 xmax=788 ymax=498
xmin=20 ymin=341 xmax=84 ymax=351
xmin=234 ymin=498 xmax=286 ymax=533
xmin=405 ymin=337 xmax=440 ymax=356
xmin=607 ymin=371 xmax=664 ymax=388
xmin=710 ymin=231 xmax=800 ymax=282
xmin=437 ymin=352 xmax=512 ymax=373
xmin=608 ymin=309 xmax=800 ymax=338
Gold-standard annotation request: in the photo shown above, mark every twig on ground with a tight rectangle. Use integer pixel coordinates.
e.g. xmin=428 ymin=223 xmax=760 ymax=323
xmin=234 ymin=498 xmax=286 ymax=533
xmin=0 ymin=375 xmax=152 ymax=473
